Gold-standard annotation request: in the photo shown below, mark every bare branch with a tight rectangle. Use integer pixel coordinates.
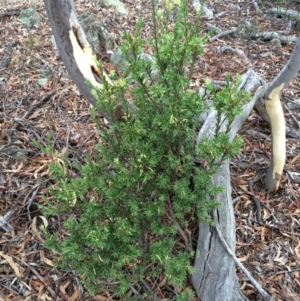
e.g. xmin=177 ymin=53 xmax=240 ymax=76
xmin=210 ymin=28 xmax=237 ymax=42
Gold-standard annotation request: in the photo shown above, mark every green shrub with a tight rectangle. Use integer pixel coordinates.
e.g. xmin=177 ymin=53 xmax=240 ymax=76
xmin=43 ymin=0 xmax=250 ymax=298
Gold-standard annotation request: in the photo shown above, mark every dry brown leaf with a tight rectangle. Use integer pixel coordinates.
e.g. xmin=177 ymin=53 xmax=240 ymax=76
xmin=239 ymin=185 xmax=249 ymax=193
xmin=68 ymin=285 xmax=80 ymax=301
xmin=40 ymin=250 xmax=54 ymax=267
xmin=3 ymin=162 xmax=24 ymax=173
xmin=59 ymin=279 xmax=79 ymax=301
xmin=30 ymin=279 xmax=45 ymax=294
xmin=0 ymin=251 xmax=23 ymax=278
xmin=39 ymin=215 xmax=49 ymax=228
xmin=59 ymin=280 xmax=70 ymax=300
xmin=244 ymin=200 xmax=252 ymax=207
xmin=31 ymin=216 xmax=48 ymax=243
xmin=294 ymin=239 xmax=300 ymax=259
xmin=260 ymin=226 xmax=267 ymax=242
xmin=274 ymin=244 xmax=281 ymax=260
xmin=262 ymin=208 xmax=269 ymax=220
xmin=239 ymin=253 xmax=249 ymax=262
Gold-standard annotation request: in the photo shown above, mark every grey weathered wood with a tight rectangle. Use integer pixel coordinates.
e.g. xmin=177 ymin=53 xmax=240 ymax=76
xmin=193 ymin=70 xmax=266 ymax=301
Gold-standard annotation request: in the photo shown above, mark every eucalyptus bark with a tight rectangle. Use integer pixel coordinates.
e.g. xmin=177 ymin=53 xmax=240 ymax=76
xmin=262 ymin=35 xmax=300 ymax=191
xmin=44 ymin=0 xmax=123 ymax=123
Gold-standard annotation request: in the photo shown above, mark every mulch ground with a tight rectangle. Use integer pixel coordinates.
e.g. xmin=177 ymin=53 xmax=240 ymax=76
xmin=1 ymin=0 xmax=300 ymax=300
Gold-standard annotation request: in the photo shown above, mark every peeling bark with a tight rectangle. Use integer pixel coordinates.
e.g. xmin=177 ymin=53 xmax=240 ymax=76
xmin=264 ymin=35 xmax=300 ymax=191
xmin=43 ymin=0 xmax=131 ymax=123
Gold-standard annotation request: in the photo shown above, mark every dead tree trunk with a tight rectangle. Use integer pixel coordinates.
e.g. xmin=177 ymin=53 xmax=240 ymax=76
xmin=192 ymin=70 xmax=266 ymax=301
xmin=43 ymin=0 xmax=128 ymax=123
xmin=193 ymin=34 xmax=300 ymax=300
xmin=262 ymin=36 xmax=300 ymax=191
